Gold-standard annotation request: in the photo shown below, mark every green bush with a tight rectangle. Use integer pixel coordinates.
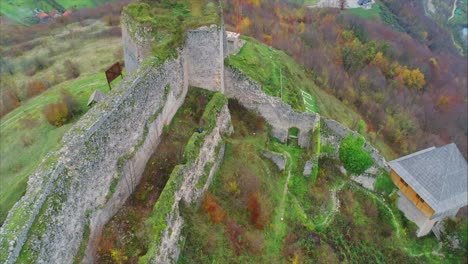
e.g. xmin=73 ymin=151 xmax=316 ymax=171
xmin=374 ymin=172 xmax=396 ymax=196
xmin=339 ymin=134 xmax=373 ymax=175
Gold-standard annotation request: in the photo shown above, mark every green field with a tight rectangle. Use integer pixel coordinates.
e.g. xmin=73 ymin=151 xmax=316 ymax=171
xmin=346 ymin=3 xmax=382 ymax=21
xmin=0 ymin=0 xmax=115 ymax=25
xmin=0 ymin=19 xmax=123 ymax=223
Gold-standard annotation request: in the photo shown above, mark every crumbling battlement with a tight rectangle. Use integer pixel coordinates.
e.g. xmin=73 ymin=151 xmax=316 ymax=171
xmin=224 ymin=65 xmax=319 ymax=148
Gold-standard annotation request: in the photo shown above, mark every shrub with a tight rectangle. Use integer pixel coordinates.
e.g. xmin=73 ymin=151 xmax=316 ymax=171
xmin=339 ymin=134 xmax=373 ymax=175
xmin=20 ymin=135 xmax=34 ymax=147
xmin=0 ymin=88 xmax=21 ymax=117
xmin=225 ymin=218 xmax=245 ymax=255
xmin=43 ymin=102 xmax=69 ymax=127
xmin=64 ymin=60 xmax=80 ymax=79
xmin=26 ymin=80 xmax=48 ymax=98
xmin=247 ymin=192 xmax=265 ymax=230
xmin=61 ymin=89 xmax=81 ymax=118
xmin=202 ymin=193 xmax=226 ymax=223
xmin=374 ymin=172 xmax=396 ymax=196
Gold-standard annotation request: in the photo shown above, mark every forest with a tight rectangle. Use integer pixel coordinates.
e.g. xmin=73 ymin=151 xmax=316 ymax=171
xmin=224 ymin=0 xmax=467 ymax=158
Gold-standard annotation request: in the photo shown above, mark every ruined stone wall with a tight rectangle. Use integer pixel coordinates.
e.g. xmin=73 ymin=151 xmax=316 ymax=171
xmin=186 ymin=25 xmax=225 ymax=93
xmin=224 ymin=66 xmax=319 ymax=147
xmin=121 ymin=13 xmax=152 ymax=73
xmin=146 ymin=104 xmax=232 ymax=263
xmin=0 ymin=54 xmax=189 ymax=264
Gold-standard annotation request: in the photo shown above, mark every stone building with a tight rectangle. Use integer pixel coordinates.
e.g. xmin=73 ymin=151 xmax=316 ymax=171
xmin=388 ymin=143 xmax=468 ymax=237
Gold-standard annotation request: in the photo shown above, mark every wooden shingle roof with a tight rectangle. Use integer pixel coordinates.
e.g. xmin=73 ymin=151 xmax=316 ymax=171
xmin=388 ymin=143 xmax=468 ymax=213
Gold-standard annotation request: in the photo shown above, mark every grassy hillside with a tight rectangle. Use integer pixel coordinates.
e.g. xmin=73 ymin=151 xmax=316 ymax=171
xmin=0 ymin=19 xmax=123 ymax=223
xmin=0 ymin=0 xmax=116 ymax=25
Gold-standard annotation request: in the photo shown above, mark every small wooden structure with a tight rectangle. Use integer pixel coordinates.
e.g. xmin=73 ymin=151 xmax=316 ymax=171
xmin=388 ymin=143 xmax=467 ymax=236
xmin=105 ymin=62 xmax=123 ymax=90
xmin=87 ymin=90 xmax=105 ymax=106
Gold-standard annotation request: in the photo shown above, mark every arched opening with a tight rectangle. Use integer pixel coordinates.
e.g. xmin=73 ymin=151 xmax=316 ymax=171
xmin=287 ymin=127 xmax=299 ymax=146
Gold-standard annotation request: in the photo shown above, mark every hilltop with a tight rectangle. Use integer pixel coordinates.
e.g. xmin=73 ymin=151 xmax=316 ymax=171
xmin=0 ymin=0 xmax=466 ymax=263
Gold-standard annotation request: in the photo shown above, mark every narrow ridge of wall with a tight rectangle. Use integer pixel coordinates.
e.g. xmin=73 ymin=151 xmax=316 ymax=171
xmin=224 ymin=65 xmax=319 ymax=147
xmin=140 ymin=94 xmax=232 ymax=264
xmin=0 ymin=53 xmax=188 ymax=264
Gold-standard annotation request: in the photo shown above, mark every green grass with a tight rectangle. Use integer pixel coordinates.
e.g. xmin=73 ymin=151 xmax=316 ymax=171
xmin=301 ymin=90 xmax=318 ymax=113
xmin=0 ymin=0 xmax=115 ymax=25
xmin=346 ymin=3 xmax=383 ymax=21
xmin=374 ymin=171 xmax=396 ymax=196
xmin=0 ymin=72 xmax=121 ymax=223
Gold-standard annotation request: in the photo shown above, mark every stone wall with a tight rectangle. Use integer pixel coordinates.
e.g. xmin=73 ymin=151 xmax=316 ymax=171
xmin=224 ymin=66 xmax=319 ymax=148
xmin=121 ymin=13 xmax=152 ymax=73
xmin=186 ymin=25 xmax=225 ymax=93
xmin=0 ymin=54 xmax=189 ymax=263
xmin=148 ymin=104 xmax=232 ymax=263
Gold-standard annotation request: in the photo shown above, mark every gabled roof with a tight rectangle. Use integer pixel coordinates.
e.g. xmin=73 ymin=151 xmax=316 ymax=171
xmin=388 ymin=143 xmax=468 ymax=213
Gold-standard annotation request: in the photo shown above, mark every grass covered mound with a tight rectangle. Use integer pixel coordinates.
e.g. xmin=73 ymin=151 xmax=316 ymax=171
xmin=339 ymin=134 xmax=373 ymax=175
xmin=123 ymin=0 xmax=220 ymax=62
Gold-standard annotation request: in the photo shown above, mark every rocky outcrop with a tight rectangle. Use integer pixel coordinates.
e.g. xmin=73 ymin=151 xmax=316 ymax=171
xmin=303 ymin=160 xmax=314 ymax=176
xmin=262 ymin=152 xmax=286 ymax=171
xmin=224 ymin=66 xmax=319 ymax=148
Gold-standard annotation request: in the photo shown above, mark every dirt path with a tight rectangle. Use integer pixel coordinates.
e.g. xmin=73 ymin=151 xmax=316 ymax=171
xmin=448 ymin=0 xmax=458 ymax=21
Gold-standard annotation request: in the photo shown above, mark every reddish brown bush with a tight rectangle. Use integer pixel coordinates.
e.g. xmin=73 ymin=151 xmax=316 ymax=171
xmin=245 ymin=231 xmax=264 ymax=255
xmin=202 ymin=193 xmax=226 ymax=223
xmin=26 ymin=80 xmax=48 ymax=98
xmin=64 ymin=60 xmax=80 ymax=79
xmin=20 ymin=136 xmax=34 ymax=147
xmin=225 ymin=218 xmax=245 ymax=255
xmin=60 ymin=89 xmax=81 ymax=118
xmin=0 ymin=89 xmax=21 ymax=117
xmin=247 ymin=192 xmax=265 ymax=230
xmin=43 ymin=101 xmax=69 ymax=127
